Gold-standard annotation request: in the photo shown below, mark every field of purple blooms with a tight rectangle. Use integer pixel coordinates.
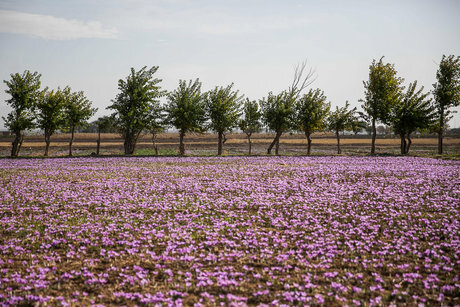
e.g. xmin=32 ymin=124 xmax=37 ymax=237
xmin=0 ymin=156 xmax=459 ymax=306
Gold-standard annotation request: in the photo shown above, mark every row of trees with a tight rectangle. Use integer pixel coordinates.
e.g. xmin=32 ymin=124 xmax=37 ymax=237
xmin=3 ymin=55 xmax=459 ymax=157
xmin=106 ymin=63 xmax=363 ymax=156
xmin=360 ymin=55 xmax=460 ymax=155
xmin=3 ymin=72 xmax=96 ymax=157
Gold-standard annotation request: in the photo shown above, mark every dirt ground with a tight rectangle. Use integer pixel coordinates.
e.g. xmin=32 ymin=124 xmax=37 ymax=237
xmin=0 ymin=132 xmax=459 ymax=156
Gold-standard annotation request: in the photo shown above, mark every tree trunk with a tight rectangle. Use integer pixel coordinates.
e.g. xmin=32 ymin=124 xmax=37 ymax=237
xmin=68 ymin=126 xmax=75 ymax=157
xmin=44 ymin=133 xmax=51 ymax=157
xmin=275 ymin=136 xmax=280 ymax=155
xmin=400 ymin=134 xmax=406 ymax=155
xmin=124 ymin=133 xmax=137 ymax=155
xmin=217 ymin=131 xmax=223 ymax=156
xmin=267 ymin=131 xmax=282 ymax=155
xmin=438 ymin=108 xmax=444 ymax=154
xmin=371 ymin=118 xmax=376 ymax=154
xmin=96 ymin=129 xmax=101 ymax=156
xmin=336 ymin=130 xmax=341 ymax=154
xmin=246 ymin=132 xmax=252 ymax=155
xmin=437 ymin=130 xmax=443 ymax=155
xmin=179 ymin=129 xmax=186 ymax=156
xmin=11 ymin=130 xmax=23 ymax=157
xmin=124 ymin=140 xmax=131 ymax=155
xmin=406 ymin=135 xmax=412 ymax=154
xmin=152 ymin=132 xmax=159 ymax=156
xmin=18 ymin=133 xmax=24 ymax=155
xmin=305 ymin=131 xmax=312 ymax=155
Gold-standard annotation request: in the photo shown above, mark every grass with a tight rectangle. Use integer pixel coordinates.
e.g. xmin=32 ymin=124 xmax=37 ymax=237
xmin=135 ymin=148 xmax=178 ymax=156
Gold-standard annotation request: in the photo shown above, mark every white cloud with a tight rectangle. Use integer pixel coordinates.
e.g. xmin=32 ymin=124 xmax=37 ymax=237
xmin=0 ymin=10 xmax=118 ymax=40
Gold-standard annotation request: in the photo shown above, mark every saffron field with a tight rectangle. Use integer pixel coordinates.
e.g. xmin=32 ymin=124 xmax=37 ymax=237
xmin=0 ymin=157 xmax=459 ymax=306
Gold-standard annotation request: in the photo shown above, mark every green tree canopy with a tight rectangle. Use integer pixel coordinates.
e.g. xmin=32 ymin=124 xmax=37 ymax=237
xmin=95 ymin=115 xmax=115 ymax=134
xmin=36 ymin=87 xmax=67 ymax=156
xmin=108 ymin=66 xmax=165 ymax=155
xmin=3 ymin=70 xmax=41 ymax=157
xmin=294 ymin=88 xmax=331 ymax=155
xmin=63 ymin=88 xmax=97 ymax=156
xmin=165 ymin=79 xmax=207 ymax=156
xmin=260 ymin=91 xmax=295 ymax=155
xmin=94 ymin=115 xmax=115 ymax=156
xmin=327 ymin=101 xmax=361 ymax=154
xmin=205 ymin=83 xmax=243 ymax=155
xmin=239 ymin=99 xmax=262 ymax=155
xmin=361 ymin=57 xmax=404 ymax=154
xmin=432 ymin=54 xmax=460 ymax=154
xmin=145 ymin=102 xmax=166 ymax=156
xmin=262 ymin=61 xmax=315 ymax=155
xmin=390 ymin=81 xmax=435 ymax=154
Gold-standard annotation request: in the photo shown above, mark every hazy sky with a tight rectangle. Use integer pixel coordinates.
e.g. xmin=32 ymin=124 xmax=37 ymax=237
xmin=1 ymin=0 xmax=459 ymax=128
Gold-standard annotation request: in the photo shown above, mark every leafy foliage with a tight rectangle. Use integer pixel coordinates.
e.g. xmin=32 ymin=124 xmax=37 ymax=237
xmin=63 ymin=88 xmax=97 ymax=156
xmin=95 ymin=115 xmax=115 ymax=133
xmin=3 ymin=70 xmax=42 ymax=157
xmin=145 ymin=102 xmax=165 ymax=134
xmin=260 ymin=91 xmax=295 ymax=154
xmin=433 ymin=55 xmax=460 ymax=112
xmin=261 ymin=91 xmax=293 ymax=133
xmin=328 ymin=101 xmax=361 ymax=154
xmin=239 ymin=99 xmax=262 ymax=155
xmin=63 ymin=89 xmax=97 ymax=132
xmin=108 ymin=66 xmax=165 ymax=155
xmin=36 ymin=88 xmax=68 ymax=156
xmin=390 ymin=81 xmax=435 ymax=154
xmin=261 ymin=62 xmax=316 ymax=155
xmin=205 ymin=83 xmax=243 ymax=155
xmin=165 ymin=79 xmax=207 ymax=155
xmin=432 ymin=55 xmax=460 ymax=154
xmin=328 ymin=102 xmax=360 ymax=133
xmin=94 ymin=115 xmax=115 ymax=155
xmin=206 ymin=83 xmax=243 ymax=134
xmin=146 ymin=103 xmax=166 ymax=156
xmin=294 ymin=88 xmax=330 ymax=154
xmin=361 ymin=57 xmax=404 ymax=154
xmin=239 ymin=99 xmax=262 ymax=135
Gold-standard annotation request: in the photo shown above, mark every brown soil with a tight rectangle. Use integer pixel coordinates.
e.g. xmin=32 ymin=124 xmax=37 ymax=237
xmin=0 ymin=132 xmax=459 ymax=156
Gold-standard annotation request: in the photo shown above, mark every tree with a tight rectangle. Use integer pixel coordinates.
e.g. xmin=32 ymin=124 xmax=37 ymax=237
xmin=36 ymin=88 xmax=67 ymax=156
xmin=145 ymin=102 xmax=165 ymax=156
xmin=260 ymin=91 xmax=292 ymax=155
xmin=63 ymin=88 xmax=97 ymax=156
xmin=432 ymin=55 xmax=460 ymax=154
xmin=390 ymin=81 xmax=435 ymax=154
xmin=94 ymin=116 xmax=114 ymax=156
xmin=294 ymin=88 xmax=330 ymax=155
xmin=260 ymin=62 xmax=314 ymax=155
xmin=327 ymin=101 xmax=361 ymax=154
xmin=262 ymin=62 xmax=315 ymax=155
xmin=3 ymin=71 xmax=41 ymax=157
xmin=206 ymin=83 xmax=243 ymax=155
xmin=239 ymin=99 xmax=262 ymax=155
xmin=108 ymin=66 xmax=165 ymax=155
xmin=361 ymin=57 xmax=404 ymax=154
xmin=165 ymin=79 xmax=207 ymax=156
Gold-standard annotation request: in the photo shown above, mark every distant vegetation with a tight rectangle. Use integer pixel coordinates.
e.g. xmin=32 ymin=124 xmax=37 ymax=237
xmin=2 ymin=55 xmax=459 ymax=157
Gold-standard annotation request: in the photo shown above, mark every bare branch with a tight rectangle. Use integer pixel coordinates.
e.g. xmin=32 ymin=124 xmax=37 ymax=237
xmin=289 ymin=60 xmax=316 ymax=98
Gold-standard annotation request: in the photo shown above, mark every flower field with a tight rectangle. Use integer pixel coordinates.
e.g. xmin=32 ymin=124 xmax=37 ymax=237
xmin=0 ymin=156 xmax=459 ymax=306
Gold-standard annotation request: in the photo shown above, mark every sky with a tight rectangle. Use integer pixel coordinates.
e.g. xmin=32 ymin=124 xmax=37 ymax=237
xmin=1 ymin=0 xmax=459 ymax=129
